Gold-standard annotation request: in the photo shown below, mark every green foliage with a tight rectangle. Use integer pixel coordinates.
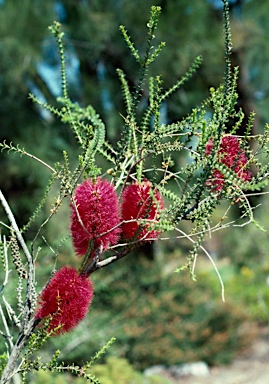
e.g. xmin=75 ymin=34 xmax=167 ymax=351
xmin=90 ymin=255 xmax=253 ymax=369
xmin=31 ymin=370 xmax=86 ymax=384
xmin=0 ymin=353 xmax=8 ymax=376
xmin=91 ymin=356 xmax=172 ymax=384
xmin=91 ymin=357 xmax=144 ymax=384
xmin=20 ymin=330 xmax=115 ymax=384
xmin=222 ymin=264 xmax=269 ymax=325
xmin=31 ymin=357 xmax=172 ymax=384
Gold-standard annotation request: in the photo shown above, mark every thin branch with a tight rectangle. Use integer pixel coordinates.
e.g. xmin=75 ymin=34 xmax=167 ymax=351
xmin=0 ymin=236 xmax=10 ymax=294
xmin=21 ymin=150 xmax=56 ymax=174
xmin=0 ymin=191 xmax=32 ymax=265
xmin=86 ymin=239 xmax=142 ymax=275
xmin=3 ymin=296 xmax=21 ymax=328
xmin=174 ymin=227 xmax=225 ymax=302
xmin=0 ymin=303 xmax=13 ymax=350
xmin=0 ymin=190 xmax=39 ymax=384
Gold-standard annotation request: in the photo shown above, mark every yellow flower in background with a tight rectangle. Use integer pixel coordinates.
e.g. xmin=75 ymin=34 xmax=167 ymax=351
xmin=240 ymin=266 xmax=254 ymax=280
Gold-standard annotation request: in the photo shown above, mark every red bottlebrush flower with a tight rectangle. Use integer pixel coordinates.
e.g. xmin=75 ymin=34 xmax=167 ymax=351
xmin=205 ymin=138 xmax=214 ymax=156
xmin=208 ymin=169 xmax=225 ymax=192
xmin=121 ymin=179 xmax=164 ymax=241
xmin=206 ymin=135 xmax=252 ymax=191
xmin=70 ymin=178 xmax=121 ymax=256
xmin=35 ymin=266 xmax=94 ymax=335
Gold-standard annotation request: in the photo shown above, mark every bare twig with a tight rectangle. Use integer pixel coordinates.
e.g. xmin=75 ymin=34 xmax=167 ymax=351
xmin=174 ymin=227 xmax=225 ymax=302
xmin=0 ymin=236 xmax=10 ymax=294
xmin=0 ymin=189 xmax=39 ymax=384
xmin=0 ymin=303 xmax=13 ymax=350
xmin=0 ymin=191 xmax=32 ymax=266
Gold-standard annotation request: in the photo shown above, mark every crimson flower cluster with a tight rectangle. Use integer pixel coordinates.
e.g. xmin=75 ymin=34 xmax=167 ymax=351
xmin=206 ymin=135 xmax=252 ymax=191
xmin=35 ymin=266 xmax=94 ymax=334
xmin=70 ymin=177 xmax=165 ymax=256
xmin=36 ymin=177 xmax=164 ymax=335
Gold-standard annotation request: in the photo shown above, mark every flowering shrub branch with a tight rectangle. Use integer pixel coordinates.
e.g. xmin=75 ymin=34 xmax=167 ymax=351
xmin=1 ymin=1 xmax=269 ymax=383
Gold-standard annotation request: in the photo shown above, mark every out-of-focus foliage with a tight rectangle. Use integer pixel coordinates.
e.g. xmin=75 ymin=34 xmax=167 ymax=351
xmin=222 ymin=263 xmax=269 ymax=324
xmin=31 ymin=357 xmax=172 ymax=384
xmin=29 ymin=370 xmax=84 ymax=384
xmin=90 ymin=255 xmax=255 ymax=368
xmin=90 ymin=356 xmax=172 ymax=384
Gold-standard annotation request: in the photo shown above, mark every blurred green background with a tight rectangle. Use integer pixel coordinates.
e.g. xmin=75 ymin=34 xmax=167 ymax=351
xmin=1 ymin=0 xmax=269 ymax=382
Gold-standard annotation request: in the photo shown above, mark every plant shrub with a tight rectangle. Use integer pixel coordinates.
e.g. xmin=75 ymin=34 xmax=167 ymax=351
xmin=91 ymin=256 xmax=254 ymax=369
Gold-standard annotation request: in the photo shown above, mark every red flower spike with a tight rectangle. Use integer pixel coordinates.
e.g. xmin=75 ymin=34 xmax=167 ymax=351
xmin=206 ymin=135 xmax=252 ymax=191
xmin=209 ymin=170 xmax=225 ymax=192
xmin=35 ymin=266 xmax=94 ymax=335
xmin=70 ymin=178 xmax=121 ymax=256
xmin=121 ymin=179 xmax=164 ymax=241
